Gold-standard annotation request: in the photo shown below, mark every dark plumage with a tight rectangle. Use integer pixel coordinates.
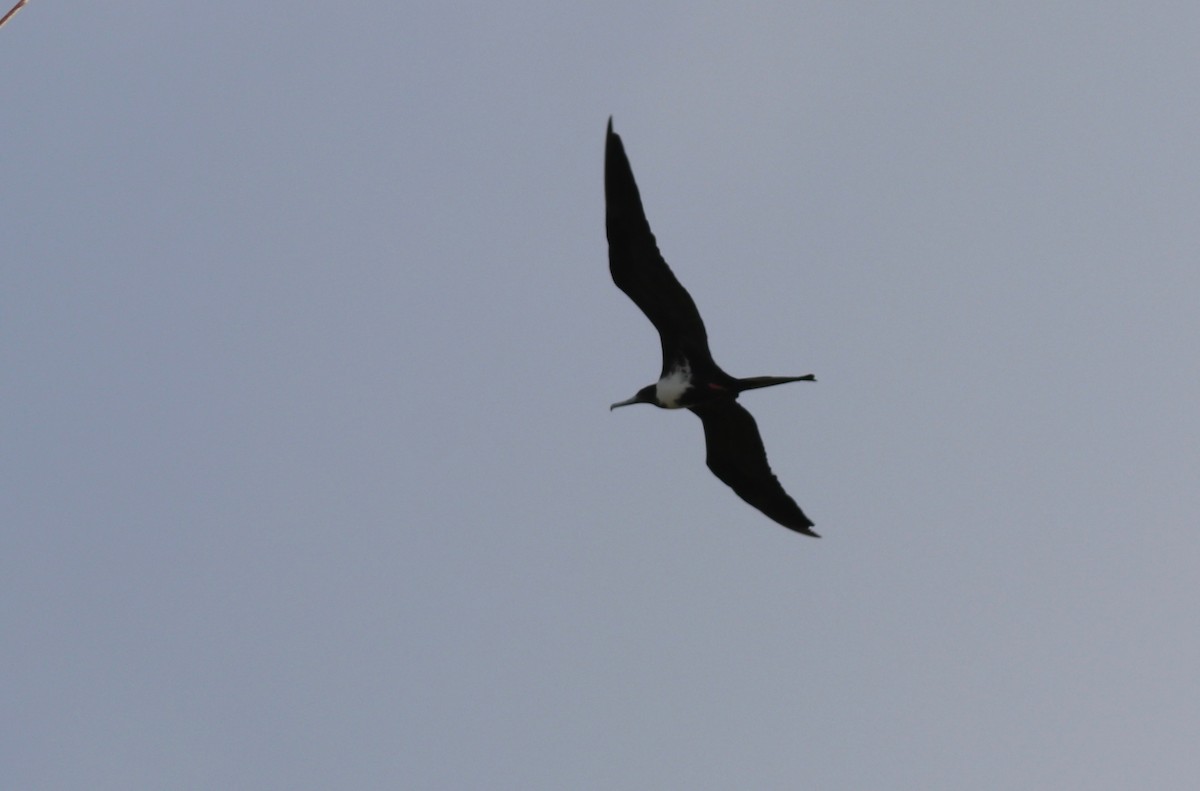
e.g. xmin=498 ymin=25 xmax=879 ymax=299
xmin=605 ymin=119 xmax=819 ymax=537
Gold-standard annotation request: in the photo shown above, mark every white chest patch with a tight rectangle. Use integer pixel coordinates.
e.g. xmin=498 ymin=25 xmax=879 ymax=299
xmin=656 ymin=363 xmax=693 ymax=408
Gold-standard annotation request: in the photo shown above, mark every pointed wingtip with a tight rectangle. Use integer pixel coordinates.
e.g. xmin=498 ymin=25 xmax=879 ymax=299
xmin=605 ymin=118 xmax=626 ymax=179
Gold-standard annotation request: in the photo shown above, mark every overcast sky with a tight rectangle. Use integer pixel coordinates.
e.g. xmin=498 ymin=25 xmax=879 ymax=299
xmin=4 ymin=3 xmax=1199 ymax=789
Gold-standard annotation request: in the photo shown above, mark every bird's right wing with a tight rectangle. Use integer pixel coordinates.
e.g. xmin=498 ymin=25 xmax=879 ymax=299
xmin=605 ymin=121 xmax=713 ymax=373
xmin=690 ymin=400 xmax=818 ymax=537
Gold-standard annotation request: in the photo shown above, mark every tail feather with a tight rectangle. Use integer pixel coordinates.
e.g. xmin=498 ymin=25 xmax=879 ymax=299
xmin=735 ymin=374 xmax=815 ymax=393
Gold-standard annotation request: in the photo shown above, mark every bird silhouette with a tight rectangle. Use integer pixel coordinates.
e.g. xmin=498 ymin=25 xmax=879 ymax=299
xmin=606 ymin=119 xmax=819 ymax=537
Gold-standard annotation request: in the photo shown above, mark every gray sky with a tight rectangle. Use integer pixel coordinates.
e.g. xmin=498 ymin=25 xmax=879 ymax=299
xmin=5 ymin=2 xmax=1199 ymax=789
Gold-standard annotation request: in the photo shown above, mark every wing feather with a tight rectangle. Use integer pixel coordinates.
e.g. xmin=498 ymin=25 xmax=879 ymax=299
xmin=605 ymin=121 xmax=715 ymax=374
xmin=690 ymin=400 xmax=818 ymax=537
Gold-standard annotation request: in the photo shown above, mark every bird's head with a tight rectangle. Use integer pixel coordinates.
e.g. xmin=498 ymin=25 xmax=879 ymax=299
xmin=610 ymin=384 xmax=659 ymax=411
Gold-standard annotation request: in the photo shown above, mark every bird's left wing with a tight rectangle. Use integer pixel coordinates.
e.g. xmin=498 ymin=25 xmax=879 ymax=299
xmin=690 ymin=400 xmax=818 ymax=537
xmin=605 ymin=121 xmax=714 ymax=373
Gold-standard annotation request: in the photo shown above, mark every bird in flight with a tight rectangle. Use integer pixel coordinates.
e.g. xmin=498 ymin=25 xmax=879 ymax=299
xmin=605 ymin=119 xmax=819 ymax=537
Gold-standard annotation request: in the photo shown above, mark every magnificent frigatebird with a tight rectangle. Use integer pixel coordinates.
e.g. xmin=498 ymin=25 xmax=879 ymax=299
xmin=605 ymin=119 xmax=819 ymax=537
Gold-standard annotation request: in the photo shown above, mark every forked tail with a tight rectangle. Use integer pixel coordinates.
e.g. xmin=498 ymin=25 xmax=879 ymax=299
xmin=735 ymin=374 xmax=816 ymax=393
